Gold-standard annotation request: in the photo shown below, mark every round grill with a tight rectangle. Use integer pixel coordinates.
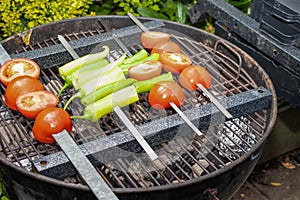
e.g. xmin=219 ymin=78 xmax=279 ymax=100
xmin=0 ymin=16 xmax=277 ymax=200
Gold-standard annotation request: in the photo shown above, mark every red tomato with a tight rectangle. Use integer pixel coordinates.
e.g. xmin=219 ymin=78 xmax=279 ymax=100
xmin=141 ymin=31 xmax=170 ymax=50
xmin=0 ymin=58 xmax=40 ymax=87
xmin=151 ymin=41 xmax=182 ymax=55
xmin=33 ymin=107 xmax=72 ymax=143
xmin=16 ymin=91 xmax=58 ymax=119
xmin=128 ymin=60 xmax=162 ymax=81
xmin=148 ymin=81 xmax=185 ymax=110
xmin=5 ymin=76 xmax=44 ymax=111
xmin=160 ymin=52 xmax=192 ymax=74
xmin=179 ymin=65 xmax=212 ymax=90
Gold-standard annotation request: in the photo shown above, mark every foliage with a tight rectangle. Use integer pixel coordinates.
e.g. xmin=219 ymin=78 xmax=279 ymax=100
xmin=0 ymin=0 xmax=95 ymax=38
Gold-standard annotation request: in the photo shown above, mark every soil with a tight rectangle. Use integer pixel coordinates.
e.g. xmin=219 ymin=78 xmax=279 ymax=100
xmin=231 ymin=148 xmax=300 ymax=200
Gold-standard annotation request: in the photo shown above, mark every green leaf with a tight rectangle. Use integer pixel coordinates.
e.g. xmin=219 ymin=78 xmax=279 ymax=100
xmin=137 ymin=7 xmax=169 ymax=20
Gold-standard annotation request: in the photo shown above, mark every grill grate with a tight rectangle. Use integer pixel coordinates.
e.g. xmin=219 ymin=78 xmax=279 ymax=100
xmin=0 ymin=23 xmax=269 ymax=189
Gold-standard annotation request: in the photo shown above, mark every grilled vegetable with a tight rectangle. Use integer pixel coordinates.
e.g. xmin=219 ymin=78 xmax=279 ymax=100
xmin=140 ymin=31 xmax=170 ymax=50
xmin=58 ymin=59 xmax=109 ymax=98
xmin=128 ymin=60 xmax=162 ymax=81
xmin=72 ymin=85 xmax=139 ymax=122
xmin=63 ymin=66 xmax=126 ymax=110
xmin=81 ymin=78 xmax=137 ymax=106
xmin=148 ymin=81 xmax=185 ymax=110
xmin=179 ymin=65 xmax=212 ymax=90
xmin=123 ymin=49 xmax=148 ymax=64
xmin=33 ymin=107 xmax=72 ymax=143
xmin=160 ymin=52 xmax=192 ymax=74
xmin=120 ymin=53 xmax=160 ymax=75
xmin=133 ymin=72 xmax=174 ymax=93
xmin=72 ymin=54 xmax=126 ymax=90
xmin=58 ymin=45 xmax=110 ymax=78
xmin=5 ymin=76 xmax=44 ymax=110
xmin=16 ymin=90 xmax=58 ymax=119
xmin=0 ymin=58 xmax=40 ymax=87
xmin=151 ymin=41 xmax=182 ymax=55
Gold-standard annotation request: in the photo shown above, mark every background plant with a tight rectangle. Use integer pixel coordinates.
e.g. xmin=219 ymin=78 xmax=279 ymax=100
xmin=0 ymin=0 xmax=95 ymax=40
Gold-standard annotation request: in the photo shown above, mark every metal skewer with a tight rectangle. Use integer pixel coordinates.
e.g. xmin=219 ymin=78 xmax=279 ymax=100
xmin=58 ymin=35 xmax=158 ymax=161
xmin=127 ymin=13 xmax=205 ymax=137
xmin=0 ymin=43 xmax=119 ymax=200
xmin=127 ymin=13 xmax=233 ymax=119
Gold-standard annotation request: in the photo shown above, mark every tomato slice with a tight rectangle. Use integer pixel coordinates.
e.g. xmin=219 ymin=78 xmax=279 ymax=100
xmin=160 ymin=52 xmax=192 ymax=74
xmin=128 ymin=60 xmax=162 ymax=81
xmin=5 ymin=76 xmax=44 ymax=111
xmin=0 ymin=58 xmax=40 ymax=86
xmin=151 ymin=41 xmax=182 ymax=55
xmin=33 ymin=107 xmax=72 ymax=143
xmin=148 ymin=81 xmax=185 ymax=110
xmin=16 ymin=91 xmax=58 ymax=119
xmin=179 ymin=65 xmax=212 ymax=90
xmin=141 ymin=31 xmax=170 ymax=50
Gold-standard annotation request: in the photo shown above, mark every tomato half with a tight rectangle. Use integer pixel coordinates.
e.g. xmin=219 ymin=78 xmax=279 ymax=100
xmin=128 ymin=60 xmax=162 ymax=81
xmin=141 ymin=31 xmax=170 ymax=50
xmin=160 ymin=52 xmax=192 ymax=74
xmin=5 ymin=76 xmax=44 ymax=111
xmin=16 ymin=91 xmax=58 ymax=119
xmin=179 ymin=65 xmax=212 ymax=90
xmin=0 ymin=58 xmax=40 ymax=87
xmin=148 ymin=81 xmax=185 ymax=110
xmin=151 ymin=41 xmax=182 ymax=55
xmin=33 ymin=107 xmax=72 ymax=143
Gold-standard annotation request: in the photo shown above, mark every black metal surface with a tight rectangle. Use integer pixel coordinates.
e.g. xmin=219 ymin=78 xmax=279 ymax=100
xmin=33 ymin=87 xmax=272 ymax=179
xmin=0 ymin=16 xmax=277 ymax=200
xmin=189 ymin=0 xmax=300 ymax=107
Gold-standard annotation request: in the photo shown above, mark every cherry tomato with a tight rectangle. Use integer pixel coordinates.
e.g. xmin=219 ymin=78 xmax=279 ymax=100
xmin=16 ymin=91 xmax=58 ymax=119
xmin=160 ymin=52 xmax=192 ymax=74
xmin=5 ymin=76 xmax=44 ymax=111
xmin=151 ymin=41 xmax=182 ymax=55
xmin=128 ymin=60 xmax=162 ymax=81
xmin=0 ymin=58 xmax=40 ymax=87
xmin=148 ymin=81 xmax=185 ymax=110
xmin=141 ymin=31 xmax=170 ymax=50
xmin=33 ymin=107 xmax=72 ymax=143
xmin=179 ymin=65 xmax=212 ymax=90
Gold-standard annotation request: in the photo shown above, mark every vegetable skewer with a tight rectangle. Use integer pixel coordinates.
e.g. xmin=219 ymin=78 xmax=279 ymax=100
xmin=60 ymin=36 xmax=158 ymax=161
xmin=128 ymin=12 xmax=205 ymax=137
xmin=128 ymin=13 xmax=233 ymax=119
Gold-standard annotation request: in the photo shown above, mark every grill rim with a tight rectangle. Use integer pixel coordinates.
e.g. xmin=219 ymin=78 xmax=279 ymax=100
xmin=0 ymin=15 xmax=277 ymax=194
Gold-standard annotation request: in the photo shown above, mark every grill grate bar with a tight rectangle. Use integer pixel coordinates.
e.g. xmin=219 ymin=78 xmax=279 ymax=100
xmin=0 ymin=18 xmax=273 ymax=191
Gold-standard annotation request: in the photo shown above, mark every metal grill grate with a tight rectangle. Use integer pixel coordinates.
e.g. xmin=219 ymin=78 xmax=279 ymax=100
xmin=0 ymin=21 xmax=269 ymax=190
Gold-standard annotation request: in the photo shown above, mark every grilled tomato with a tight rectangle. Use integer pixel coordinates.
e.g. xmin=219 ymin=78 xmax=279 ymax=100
xmin=179 ymin=65 xmax=212 ymax=90
xmin=33 ymin=107 xmax=72 ymax=143
xmin=148 ymin=81 xmax=185 ymax=110
xmin=141 ymin=31 xmax=170 ymax=50
xmin=160 ymin=52 xmax=192 ymax=74
xmin=0 ymin=58 xmax=40 ymax=86
xmin=151 ymin=41 xmax=182 ymax=55
xmin=16 ymin=91 xmax=58 ymax=119
xmin=5 ymin=76 xmax=44 ymax=110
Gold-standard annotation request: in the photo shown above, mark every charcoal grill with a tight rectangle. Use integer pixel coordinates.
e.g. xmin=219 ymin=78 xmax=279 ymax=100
xmin=0 ymin=15 xmax=277 ymax=200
